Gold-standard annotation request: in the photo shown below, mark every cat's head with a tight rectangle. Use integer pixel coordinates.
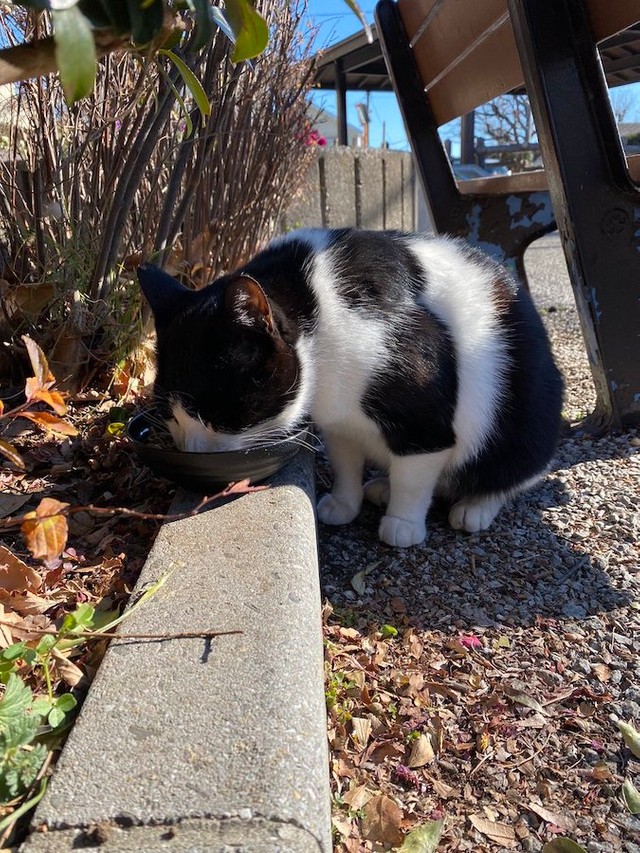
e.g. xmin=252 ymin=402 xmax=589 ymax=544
xmin=137 ymin=264 xmax=306 ymax=452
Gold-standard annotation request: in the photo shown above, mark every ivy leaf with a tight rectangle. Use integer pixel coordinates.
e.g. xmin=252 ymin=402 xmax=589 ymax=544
xmin=51 ymin=5 xmax=97 ymax=105
xmin=397 ymin=819 xmax=444 ymax=852
xmin=0 ymin=675 xmax=33 ymax=727
xmin=221 ymin=0 xmax=268 ymax=63
xmin=158 ymin=49 xmax=211 ymax=118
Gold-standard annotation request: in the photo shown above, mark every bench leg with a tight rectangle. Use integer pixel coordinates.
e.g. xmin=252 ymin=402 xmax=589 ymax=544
xmin=509 ymin=0 xmax=640 ymax=429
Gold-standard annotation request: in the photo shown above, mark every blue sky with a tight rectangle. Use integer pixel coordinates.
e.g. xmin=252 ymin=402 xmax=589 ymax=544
xmin=303 ymin=0 xmax=409 ymax=150
xmin=303 ymin=0 xmax=640 ymax=154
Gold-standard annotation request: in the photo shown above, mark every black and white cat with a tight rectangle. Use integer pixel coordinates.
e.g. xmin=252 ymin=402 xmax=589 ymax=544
xmin=138 ymin=228 xmax=563 ymax=547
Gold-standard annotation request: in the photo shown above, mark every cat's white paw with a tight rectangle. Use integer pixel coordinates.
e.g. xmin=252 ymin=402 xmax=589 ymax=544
xmin=448 ymin=495 xmax=504 ymax=532
xmin=317 ymin=494 xmax=360 ymax=526
xmin=363 ymin=477 xmax=390 ymax=507
xmin=378 ymin=515 xmax=426 ymax=547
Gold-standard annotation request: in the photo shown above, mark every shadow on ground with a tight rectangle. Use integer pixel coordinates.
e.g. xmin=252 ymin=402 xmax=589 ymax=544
xmin=318 ymin=433 xmax=636 ymax=631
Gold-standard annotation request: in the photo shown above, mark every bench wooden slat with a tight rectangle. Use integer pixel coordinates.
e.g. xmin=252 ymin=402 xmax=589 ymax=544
xmin=397 ymin=0 xmax=640 ymax=126
xmin=456 ymin=153 xmax=640 ymax=195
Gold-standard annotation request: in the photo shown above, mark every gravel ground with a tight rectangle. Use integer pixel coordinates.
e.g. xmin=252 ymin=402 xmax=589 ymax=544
xmin=319 ymin=234 xmax=640 ymax=852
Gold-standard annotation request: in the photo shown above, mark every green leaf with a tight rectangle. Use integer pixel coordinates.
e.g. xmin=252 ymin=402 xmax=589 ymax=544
xmin=126 ymin=0 xmax=164 ymax=45
xmin=185 ymin=0 xmax=214 ymax=51
xmin=47 ymin=706 xmax=65 ymax=729
xmin=617 ymin=719 xmax=640 ymax=758
xmin=36 ymin=635 xmax=57 ymax=656
xmin=52 ymin=5 xmax=97 ymax=105
xmin=0 ymin=715 xmax=39 ymax=751
xmin=542 ymin=840 xmax=588 ymax=853
xmin=54 ymin=694 xmax=77 ymax=714
xmin=0 ymin=675 xmax=32 ymax=727
xmin=221 ymin=0 xmax=268 ymax=62
xmin=1 ymin=644 xmax=27 ymax=663
xmin=622 ymin=778 xmax=640 ymax=814
xmin=397 ymin=819 xmax=444 ymax=852
xmin=158 ymin=50 xmax=211 ymax=118
xmin=380 ymin=624 xmax=398 ymax=638
xmin=0 ymin=663 xmax=16 ymax=684
xmin=60 ymin=603 xmax=95 ymax=637
xmin=0 ymin=740 xmax=47 ymax=801
xmin=31 ymin=698 xmax=53 ymax=718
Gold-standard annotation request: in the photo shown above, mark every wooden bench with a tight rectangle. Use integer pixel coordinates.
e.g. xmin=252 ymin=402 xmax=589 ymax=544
xmin=375 ymin=0 xmax=640 ymax=429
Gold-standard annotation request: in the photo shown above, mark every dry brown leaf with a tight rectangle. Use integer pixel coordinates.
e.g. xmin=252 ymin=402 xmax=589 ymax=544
xmin=361 ymin=794 xmax=404 ymax=847
xmin=331 ymin=815 xmax=353 ymax=839
xmin=504 ymin=684 xmax=546 ymax=715
xmin=0 ymin=438 xmax=25 ymax=470
xmin=18 ymin=411 xmax=78 ymax=437
xmin=342 ymin=783 xmax=374 ymax=811
xmin=431 ymin=778 xmax=456 ymax=799
xmin=7 ymin=282 xmax=55 ymax=320
xmin=526 ymin=802 xmax=576 ymax=832
xmin=469 ymin=814 xmax=517 ymax=848
xmin=351 ymin=717 xmax=372 ymax=749
xmin=0 ymin=589 xmax=69 ymax=615
xmin=21 ymin=497 xmax=69 ymax=562
xmin=591 ymin=663 xmax=611 ymax=683
xmin=22 ymin=334 xmax=55 ymax=385
xmin=24 ymin=380 xmax=68 ymax=415
xmin=407 ymin=733 xmax=435 ymax=768
xmin=52 ymin=649 xmax=85 ymax=687
xmin=0 ymin=544 xmax=42 ymax=592
xmin=0 ymin=603 xmax=22 ymax=647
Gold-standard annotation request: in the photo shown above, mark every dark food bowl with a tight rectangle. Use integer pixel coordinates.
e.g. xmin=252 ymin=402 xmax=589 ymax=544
xmin=127 ymin=410 xmax=308 ymax=492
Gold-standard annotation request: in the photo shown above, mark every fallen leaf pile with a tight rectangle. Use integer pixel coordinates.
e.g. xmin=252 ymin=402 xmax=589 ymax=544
xmin=324 ymin=603 xmax=640 ymax=851
xmin=0 ymin=394 xmax=174 ymax=840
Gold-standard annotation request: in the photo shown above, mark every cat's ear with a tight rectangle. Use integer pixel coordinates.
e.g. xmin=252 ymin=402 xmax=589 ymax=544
xmin=224 ymin=276 xmax=275 ymax=335
xmin=137 ymin=264 xmax=195 ymax=328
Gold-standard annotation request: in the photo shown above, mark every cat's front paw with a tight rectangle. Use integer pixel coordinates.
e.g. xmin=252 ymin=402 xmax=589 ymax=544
xmin=363 ymin=477 xmax=390 ymax=507
xmin=378 ymin=515 xmax=426 ymax=547
xmin=448 ymin=495 xmax=504 ymax=532
xmin=317 ymin=494 xmax=360 ymax=526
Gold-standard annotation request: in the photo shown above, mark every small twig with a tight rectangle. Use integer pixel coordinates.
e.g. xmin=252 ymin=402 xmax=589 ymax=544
xmin=0 ymin=620 xmax=242 ymax=642
xmin=503 ymin=732 xmax=552 ymax=769
xmin=469 ymin=748 xmax=495 ymax=777
xmin=0 ymin=480 xmax=269 ymax=530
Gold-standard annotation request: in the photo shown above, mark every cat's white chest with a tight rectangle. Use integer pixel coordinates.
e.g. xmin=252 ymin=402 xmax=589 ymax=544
xmin=304 ymin=304 xmax=391 ymax=466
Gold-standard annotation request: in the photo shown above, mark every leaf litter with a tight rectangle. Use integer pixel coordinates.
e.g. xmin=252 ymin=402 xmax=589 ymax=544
xmin=0 ymin=387 xmax=175 ymax=843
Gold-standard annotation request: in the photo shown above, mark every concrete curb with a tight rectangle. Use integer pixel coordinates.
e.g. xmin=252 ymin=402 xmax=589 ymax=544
xmin=21 ymin=448 xmax=331 ymax=852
